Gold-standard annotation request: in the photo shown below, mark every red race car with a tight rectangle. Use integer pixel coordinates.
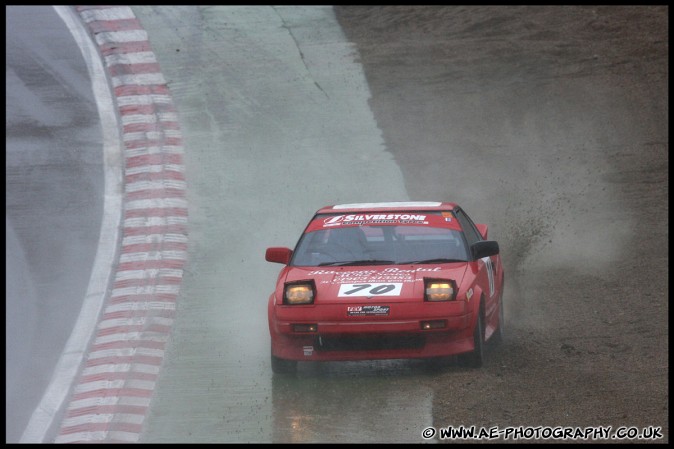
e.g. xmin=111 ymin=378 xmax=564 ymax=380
xmin=265 ymin=202 xmax=504 ymax=373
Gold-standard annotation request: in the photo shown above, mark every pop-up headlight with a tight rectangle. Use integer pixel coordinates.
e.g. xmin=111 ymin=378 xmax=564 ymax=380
xmin=284 ymin=281 xmax=316 ymax=305
xmin=424 ymin=278 xmax=457 ymax=301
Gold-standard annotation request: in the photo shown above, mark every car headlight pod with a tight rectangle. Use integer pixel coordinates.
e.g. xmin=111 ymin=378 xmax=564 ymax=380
xmin=283 ymin=280 xmax=316 ymax=305
xmin=424 ymin=278 xmax=457 ymax=301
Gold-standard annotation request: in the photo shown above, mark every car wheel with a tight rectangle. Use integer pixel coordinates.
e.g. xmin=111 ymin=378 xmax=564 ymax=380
xmin=271 ymin=354 xmax=297 ymax=374
xmin=459 ymin=304 xmax=484 ymax=368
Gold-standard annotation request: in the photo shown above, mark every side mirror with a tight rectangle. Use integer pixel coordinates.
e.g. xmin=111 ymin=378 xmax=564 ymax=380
xmin=265 ymin=247 xmax=293 ymax=264
xmin=471 ymin=240 xmax=499 ymax=260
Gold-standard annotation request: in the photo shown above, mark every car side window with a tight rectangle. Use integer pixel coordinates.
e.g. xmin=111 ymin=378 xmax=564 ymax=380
xmin=454 ymin=208 xmax=482 ymax=247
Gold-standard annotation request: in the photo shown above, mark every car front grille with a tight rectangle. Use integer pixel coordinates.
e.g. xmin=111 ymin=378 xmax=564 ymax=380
xmin=315 ymin=334 xmax=425 ymax=352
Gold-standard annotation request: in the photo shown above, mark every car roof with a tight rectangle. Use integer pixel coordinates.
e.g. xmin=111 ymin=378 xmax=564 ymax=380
xmin=316 ymin=201 xmax=459 ymax=214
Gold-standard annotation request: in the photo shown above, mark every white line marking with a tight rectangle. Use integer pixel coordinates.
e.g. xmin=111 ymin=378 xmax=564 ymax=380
xmin=105 ymin=51 xmax=158 ymax=65
xmin=121 ymin=233 xmax=188 ymax=244
xmin=79 ymin=6 xmax=135 ymax=22
xmin=80 ymin=365 xmax=161 ymax=377
xmin=98 ymin=317 xmax=175 ymax=329
xmin=111 ymin=73 xmax=167 ymax=87
xmin=93 ymin=29 xmax=149 ymax=44
xmin=116 ymin=94 xmax=174 ymax=106
xmin=125 ymin=166 xmax=186 ymax=178
xmin=94 ymin=332 xmax=170 ymax=345
xmin=115 ymin=268 xmax=185 ymax=280
xmin=124 ymin=197 xmax=188 ymax=210
xmin=125 ymin=180 xmax=187 ymax=193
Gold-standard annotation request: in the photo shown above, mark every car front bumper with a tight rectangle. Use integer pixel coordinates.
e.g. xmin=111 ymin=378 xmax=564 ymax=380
xmin=270 ymin=301 xmax=476 ymax=361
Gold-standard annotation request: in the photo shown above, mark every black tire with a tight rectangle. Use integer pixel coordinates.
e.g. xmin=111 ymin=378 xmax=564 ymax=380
xmin=459 ymin=303 xmax=484 ymax=368
xmin=271 ymin=354 xmax=297 ymax=374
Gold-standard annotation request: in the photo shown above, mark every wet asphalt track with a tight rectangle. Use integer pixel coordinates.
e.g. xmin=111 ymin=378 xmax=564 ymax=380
xmin=6 ymin=5 xmax=667 ymax=444
xmin=6 ymin=6 xmax=432 ymax=443
xmin=6 ymin=5 xmax=105 ymax=443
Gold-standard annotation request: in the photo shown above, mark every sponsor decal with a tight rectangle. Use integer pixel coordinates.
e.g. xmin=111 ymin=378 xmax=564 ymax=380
xmin=308 ymin=267 xmax=443 ymax=285
xmin=347 ymin=305 xmax=390 ymax=316
xmin=303 ymin=346 xmax=314 ymax=356
xmin=306 ymin=213 xmax=462 ymax=232
xmin=323 ymin=214 xmax=428 ymax=227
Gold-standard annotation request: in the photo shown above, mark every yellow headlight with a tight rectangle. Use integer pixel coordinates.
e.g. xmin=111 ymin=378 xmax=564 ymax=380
xmin=425 ymin=282 xmax=454 ymax=301
xmin=285 ymin=284 xmax=314 ymax=304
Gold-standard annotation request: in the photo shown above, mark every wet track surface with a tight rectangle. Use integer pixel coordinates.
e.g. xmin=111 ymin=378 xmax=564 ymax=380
xmin=6 ymin=5 xmax=668 ymax=444
xmin=130 ymin=6 xmax=433 ymax=443
xmin=6 ymin=6 xmax=104 ymax=442
xmin=332 ymin=5 xmax=667 ymax=442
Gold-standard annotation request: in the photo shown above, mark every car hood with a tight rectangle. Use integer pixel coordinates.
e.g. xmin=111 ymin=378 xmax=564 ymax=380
xmin=282 ymin=263 xmax=468 ymax=304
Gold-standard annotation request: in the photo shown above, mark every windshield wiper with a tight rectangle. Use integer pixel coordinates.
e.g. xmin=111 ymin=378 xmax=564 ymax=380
xmin=318 ymin=259 xmax=395 ymax=267
xmin=399 ymin=258 xmax=467 ymax=264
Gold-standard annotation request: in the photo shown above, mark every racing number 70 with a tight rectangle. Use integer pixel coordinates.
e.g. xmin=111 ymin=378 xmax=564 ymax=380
xmin=344 ymin=283 xmax=394 ymax=295
xmin=338 ymin=282 xmax=403 ymax=297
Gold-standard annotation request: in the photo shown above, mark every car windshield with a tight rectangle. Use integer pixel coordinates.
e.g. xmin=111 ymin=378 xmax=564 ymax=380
xmin=290 ymin=224 xmax=469 ymax=267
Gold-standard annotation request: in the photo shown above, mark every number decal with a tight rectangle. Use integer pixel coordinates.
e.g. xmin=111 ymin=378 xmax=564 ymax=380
xmin=343 ymin=284 xmax=372 ymax=295
xmin=370 ymin=284 xmax=396 ymax=295
xmin=338 ymin=283 xmax=403 ymax=297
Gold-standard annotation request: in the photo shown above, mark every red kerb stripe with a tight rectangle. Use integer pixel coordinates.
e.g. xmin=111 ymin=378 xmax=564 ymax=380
xmin=122 ymin=224 xmax=188 ymax=236
xmin=126 ymin=153 xmax=183 ymax=167
xmin=125 ymin=191 xmax=186 ymax=203
xmin=120 ymin=241 xmax=188 ymax=253
xmin=79 ymin=370 xmax=158 ymax=385
xmin=120 ymin=103 xmax=177 ymax=116
xmin=123 ymin=122 xmax=181 ymax=134
xmin=99 ymin=41 xmax=153 ymax=57
xmin=114 ymin=84 xmax=170 ymax=97
xmin=59 ymin=421 xmax=144 ymax=435
xmin=67 ymin=404 xmax=148 ymax=418
xmin=96 ymin=324 xmax=173 ymax=336
xmin=125 ymin=137 xmax=183 ymax=150
xmin=85 ymin=355 xmax=164 ymax=368
xmin=92 ymin=339 xmax=166 ymax=352
xmin=109 ymin=62 xmax=162 ymax=77
xmin=87 ymin=19 xmax=143 ymax=33
xmin=117 ymin=259 xmax=185 ymax=270
xmin=125 ymin=172 xmax=186 ymax=185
